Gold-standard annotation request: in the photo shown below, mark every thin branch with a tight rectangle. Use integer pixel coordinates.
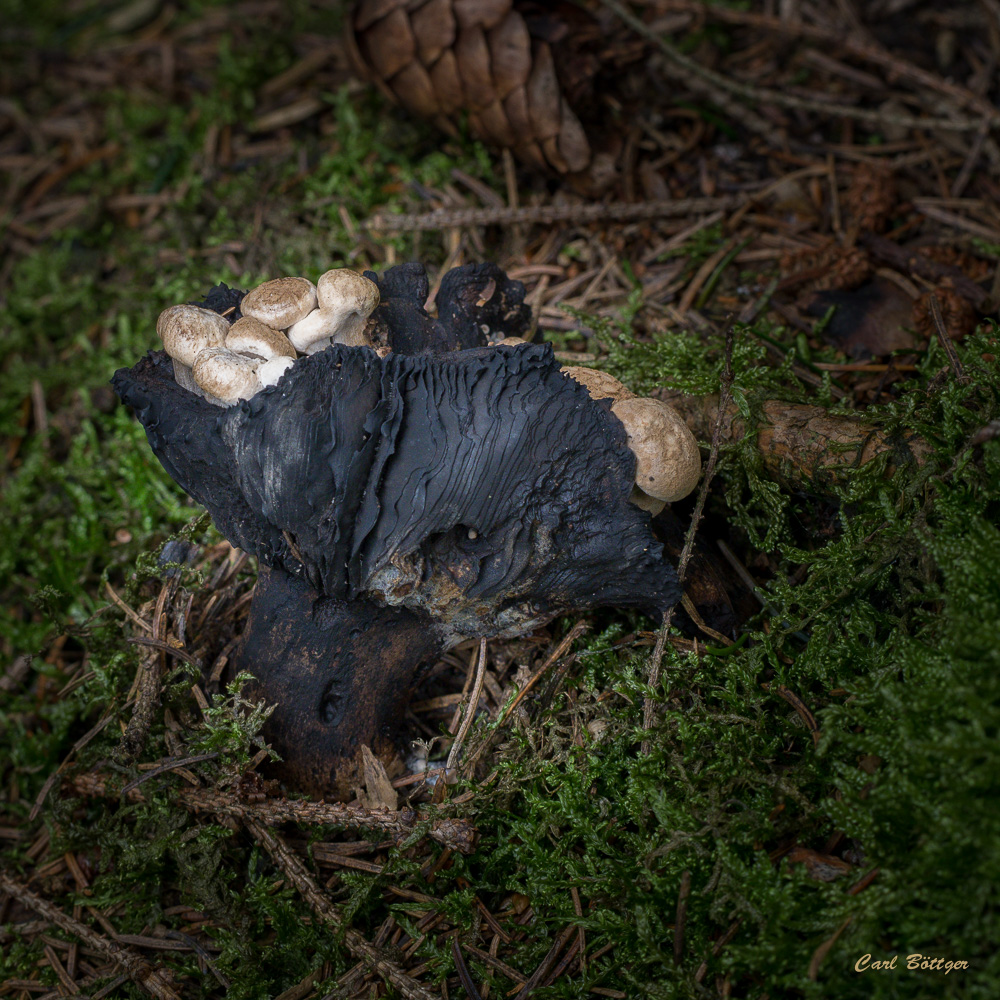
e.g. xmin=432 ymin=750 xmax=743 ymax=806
xmin=0 ymin=872 xmax=181 ymax=1000
xmin=366 ymin=196 xmax=743 ymax=233
xmin=69 ymin=772 xmax=476 ymax=853
xmin=452 ymin=938 xmax=485 ymax=1000
xmin=657 ymin=0 xmax=1000 ymax=124
xmin=242 ymin=817 xmax=439 ymax=1000
xmin=929 ymin=294 xmax=968 ymax=383
xmin=599 ymin=0 xmax=986 ymax=134
xmin=447 ymin=638 xmax=488 ymax=774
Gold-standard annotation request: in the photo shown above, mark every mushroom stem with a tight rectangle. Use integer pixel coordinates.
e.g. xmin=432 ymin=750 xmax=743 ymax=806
xmin=233 ymin=565 xmax=444 ymax=799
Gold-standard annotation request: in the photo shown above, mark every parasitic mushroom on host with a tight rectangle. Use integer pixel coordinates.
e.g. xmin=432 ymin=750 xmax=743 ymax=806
xmin=113 ymin=262 xmax=700 ymax=799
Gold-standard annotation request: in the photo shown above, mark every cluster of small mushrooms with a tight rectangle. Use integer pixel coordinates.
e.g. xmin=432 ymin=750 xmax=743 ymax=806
xmin=156 ymin=268 xmax=700 ymax=516
xmin=157 ymin=270 xmax=382 ymax=406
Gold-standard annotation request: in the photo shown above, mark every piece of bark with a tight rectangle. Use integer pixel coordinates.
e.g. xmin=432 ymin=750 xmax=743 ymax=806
xmin=358 ymin=745 xmax=399 ymax=811
xmin=657 ymin=390 xmax=933 ymax=487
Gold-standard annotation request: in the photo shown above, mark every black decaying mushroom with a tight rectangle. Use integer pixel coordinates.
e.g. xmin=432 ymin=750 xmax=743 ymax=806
xmin=113 ymin=264 xmax=684 ymax=798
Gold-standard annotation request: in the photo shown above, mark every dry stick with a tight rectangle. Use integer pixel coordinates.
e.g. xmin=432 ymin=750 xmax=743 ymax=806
xmin=0 ymin=872 xmax=180 ymax=1000
xmin=28 ymin=708 xmax=121 ymax=821
xmin=641 ymin=327 xmax=736 ymax=750
xmin=446 ymin=638 xmax=488 ymax=774
xmin=952 ymin=116 xmax=992 ymax=197
xmin=118 ymin=579 xmax=174 ymax=763
xmin=462 ymin=621 xmax=589 ymax=780
xmin=929 ymin=294 xmax=968 ymax=383
xmin=661 ymin=0 xmax=1000 ymax=124
xmin=451 ymin=938 xmax=485 ymax=1000
xmin=365 ymin=196 xmax=743 ymax=233
xmin=242 ymin=817 xmax=439 ymax=1000
xmin=512 ymin=925 xmax=578 ymax=1000
xmin=598 ymin=0 xmax=986 ymax=134
xmin=69 ymin=772 xmax=475 ymax=854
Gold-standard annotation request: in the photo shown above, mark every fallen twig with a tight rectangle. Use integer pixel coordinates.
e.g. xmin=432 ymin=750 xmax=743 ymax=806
xmin=366 ymin=196 xmax=742 ymax=233
xmin=68 ymin=772 xmax=476 ymax=853
xmin=600 ymin=0 xmax=988 ymax=134
xmin=447 ymin=638 xmax=488 ymax=775
xmin=452 ymin=938 xmax=484 ymax=1000
xmin=243 ymin=817 xmax=439 ymax=1000
xmin=0 ymin=872 xmax=180 ymax=1000
xmin=929 ymin=294 xmax=968 ymax=383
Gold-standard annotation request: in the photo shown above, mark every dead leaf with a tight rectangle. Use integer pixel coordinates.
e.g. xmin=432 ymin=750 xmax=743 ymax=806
xmin=807 ymin=277 xmax=916 ymax=358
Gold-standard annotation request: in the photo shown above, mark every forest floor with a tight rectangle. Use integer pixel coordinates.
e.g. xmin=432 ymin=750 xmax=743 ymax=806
xmin=2 ymin=2 xmax=999 ymax=998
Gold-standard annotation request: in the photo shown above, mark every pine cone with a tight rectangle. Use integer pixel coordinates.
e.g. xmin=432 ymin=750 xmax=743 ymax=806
xmin=779 ymin=244 xmax=873 ymax=296
xmin=844 ymin=164 xmax=896 ymax=235
xmin=917 ymin=245 xmax=993 ymax=283
xmin=347 ymin=0 xmax=600 ymax=180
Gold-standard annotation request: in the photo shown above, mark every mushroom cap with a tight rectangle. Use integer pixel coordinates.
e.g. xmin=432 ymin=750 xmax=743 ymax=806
xmin=317 ymin=269 xmax=380 ymax=347
xmin=192 ymin=347 xmax=263 ymax=404
xmin=562 ymin=367 xmax=634 ymax=402
xmin=258 ymin=355 xmax=295 ymax=388
xmin=156 ymin=304 xmax=230 ymax=367
xmin=240 ymin=277 xmax=317 ymax=330
xmin=611 ymin=396 xmax=701 ymax=502
xmin=498 ymin=336 xmax=526 ymax=346
xmin=226 ymin=316 xmax=297 ymax=360
xmin=316 ymin=268 xmax=380 ymax=316
xmin=286 ymin=308 xmax=338 ymax=353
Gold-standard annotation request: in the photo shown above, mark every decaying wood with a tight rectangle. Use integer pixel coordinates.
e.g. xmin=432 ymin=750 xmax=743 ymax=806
xmin=658 ymin=390 xmax=933 ymax=486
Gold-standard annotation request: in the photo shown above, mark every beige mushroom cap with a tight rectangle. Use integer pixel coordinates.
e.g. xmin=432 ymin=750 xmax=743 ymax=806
xmin=562 ymin=366 xmax=635 ymax=402
xmin=156 ymin=304 xmax=230 ymax=368
xmin=286 ymin=308 xmax=338 ymax=353
xmin=611 ymin=396 xmax=701 ymax=502
xmin=226 ymin=316 xmax=297 ymax=360
xmin=240 ymin=277 xmax=317 ymax=330
xmin=316 ymin=269 xmax=380 ymax=347
xmin=629 ymin=485 xmax=666 ymax=517
xmin=498 ymin=336 xmax=526 ymax=346
xmin=192 ymin=347 xmax=262 ymax=405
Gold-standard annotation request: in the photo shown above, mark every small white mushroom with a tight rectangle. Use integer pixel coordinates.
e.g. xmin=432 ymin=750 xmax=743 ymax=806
xmin=562 ymin=366 xmax=634 ymax=402
xmin=226 ymin=316 xmax=297 ymax=360
xmin=286 ymin=308 xmax=338 ymax=354
xmin=240 ymin=277 xmax=317 ymax=330
xmin=316 ymin=269 xmax=380 ymax=347
xmin=156 ymin=304 xmax=230 ymax=367
xmin=611 ymin=397 xmax=701 ymax=502
xmin=192 ymin=347 xmax=262 ymax=405
xmin=258 ymin=355 xmax=296 ymax=388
